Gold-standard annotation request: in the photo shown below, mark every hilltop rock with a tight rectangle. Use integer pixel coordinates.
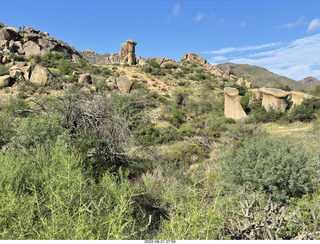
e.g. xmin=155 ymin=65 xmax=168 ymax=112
xmin=261 ymin=87 xmax=289 ymax=112
xmin=30 ymin=65 xmax=52 ymax=86
xmin=116 ymin=75 xmax=132 ymax=93
xmin=298 ymin=76 xmax=320 ymax=87
xmin=181 ymin=52 xmax=207 ymax=64
xmin=0 ymin=25 xmax=82 ymax=60
xmin=119 ymin=40 xmax=137 ymax=65
xmin=203 ymin=63 xmax=222 ymax=76
xmin=224 ymin=87 xmax=247 ymax=120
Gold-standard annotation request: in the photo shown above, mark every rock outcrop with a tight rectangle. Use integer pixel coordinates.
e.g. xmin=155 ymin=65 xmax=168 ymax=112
xmin=181 ymin=52 xmax=207 ymax=64
xmin=224 ymin=87 xmax=247 ymax=120
xmin=0 ymin=25 xmax=82 ymax=60
xmin=261 ymin=88 xmax=289 ymax=112
xmin=116 ymin=75 xmax=132 ymax=93
xmin=79 ymin=49 xmax=120 ymax=65
xmin=289 ymin=91 xmax=313 ymax=107
xmin=30 ymin=65 xmax=52 ymax=86
xmin=119 ymin=40 xmax=137 ymax=65
xmin=237 ymin=77 xmax=251 ymax=88
xmin=203 ymin=63 xmax=222 ymax=76
xmin=0 ymin=75 xmax=11 ymax=88
xmin=78 ymin=74 xmax=92 ymax=84
xmin=9 ymin=62 xmax=31 ymax=81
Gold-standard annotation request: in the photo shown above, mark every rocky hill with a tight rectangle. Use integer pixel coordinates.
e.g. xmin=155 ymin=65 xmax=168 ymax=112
xmin=0 ymin=25 xmax=81 ymax=61
xmin=298 ymin=76 xmax=320 ymax=87
xmin=216 ymin=62 xmax=309 ymax=91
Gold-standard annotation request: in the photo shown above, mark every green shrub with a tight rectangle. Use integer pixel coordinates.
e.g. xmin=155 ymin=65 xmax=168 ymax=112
xmin=146 ymin=58 xmax=160 ymax=69
xmin=249 ymin=106 xmax=291 ymax=123
xmin=57 ymin=59 xmax=73 ymax=75
xmin=290 ymin=97 xmax=320 ymax=122
xmin=221 ymin=136 xmax=318 ymax=202
xmin=168 ymin=106 xmax=186 ymax=127
xmin=133 ymin=122 xmax=164 ymax=145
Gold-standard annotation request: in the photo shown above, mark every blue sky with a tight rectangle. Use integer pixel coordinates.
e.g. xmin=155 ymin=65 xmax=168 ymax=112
xmin=1 ymin=0 xmax=320 ymax=80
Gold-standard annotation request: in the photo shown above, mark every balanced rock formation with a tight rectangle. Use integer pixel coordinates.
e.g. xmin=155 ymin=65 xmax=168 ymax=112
xmin=181 ymin=52 xmax=207 ymax=64
xmin=261 ymin=87 xmax=289 ymax=112
xmin=289 ymin=91 xmax=313 ymax=107
xmin=119 ymin=40 xmax=137 ymax=65
xmin=224 ymin=87 xmax=247 ymax=120
xmin=30 ymin=65 xmax=52 ymax=86
xmin=116 ymin=75 xmax=132 ymax=93
xmin=0 ymin=25 xmax=82 ymax=60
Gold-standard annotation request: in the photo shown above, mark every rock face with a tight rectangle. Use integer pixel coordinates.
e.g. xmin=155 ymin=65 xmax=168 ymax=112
xmin=248 ymin=89 xmax=262 ymax=104
xmin=0 ymin=25 xmax=82 ymax=60
xmin=79 ymin=49 xmax=120 ymax=65
xmin=261 ymin=88 xmax=289 ymax=112
xmin=119 ymin=40 xmax=137 ymax=65
xmin=224 ymin=87 xmax=247 ymax=120
xmin=116 ymin=75 xmax=132 ymax=93
xmin=30 ymin=65 xmax=52 ymax=86
xmin=203 ymin=63 xmax=222 ymax=76
xmin=181 ymin=52 xmax=207 ymax=64
xmin=78 ymin=74 xmax=92 ymax=84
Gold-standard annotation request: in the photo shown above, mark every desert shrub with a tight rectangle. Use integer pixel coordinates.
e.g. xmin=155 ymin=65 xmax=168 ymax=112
xmin=168 ymin=106 xmax=186 ymax=127
xmin=230 ymin=84 xmax=247 ymax=96
xmin=204 ymin=114 xmax=235 ymax=137
xmin=133 ymin=122 xmax=164 ymax=146
xmin=13 ymin=113 xmax=69 ymax=148
xmin=163 ymin=63 xmax=178 ymax=69
xmin=151 ymin=68 xmax=165 ymax=76
xmin=178 ymin=122 xmax=196 ymax=137
xmin=239 ymin=94 xmax=250 ymax=113
xmin=290 ymin=97 xmax=320 ymax=122
xmin=248 ymin=106 xmax=291 ymax=123
xmin=141 ymin=65 xmax=152 ymax=74
xmin=57 ymin=59 xmax=73 ymax=75
xmin=146 ymin=58 xmax=160 ymax=69
xmin=220 ymin=136 xmax=318 ymax=202
xmin=0 ymin=64 xmax=9 ymax=76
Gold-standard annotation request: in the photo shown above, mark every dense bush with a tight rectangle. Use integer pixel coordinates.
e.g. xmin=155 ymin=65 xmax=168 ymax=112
xmin=290 ymin=97 xmax=320 ymax=122
xmin=221 ymin=136 xmax=318 ymax=202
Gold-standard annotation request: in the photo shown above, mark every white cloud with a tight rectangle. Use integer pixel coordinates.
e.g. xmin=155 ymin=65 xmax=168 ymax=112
xmin=276 ymin=16 xmax=305 ymax=29
xmin=205 ymin=34 xmax=320 ymax=80
xmin=204 ymin=42 xmax=281 ymax=55
xmin=195 ymin=12 xmax=204 ymax=21
xmin=308 ymin=18 xmax=320 ymax=33
xmin=172 ymin=3 xmax=181 ymax=16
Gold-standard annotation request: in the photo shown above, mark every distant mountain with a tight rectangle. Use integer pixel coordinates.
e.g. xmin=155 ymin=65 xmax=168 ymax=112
xmin=298 ymin=76 xmax=320 ymax=87
xmin=216 ymin=62 xmax=310 ymax=91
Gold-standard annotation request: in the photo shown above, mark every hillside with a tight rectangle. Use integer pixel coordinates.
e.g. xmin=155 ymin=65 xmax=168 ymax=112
xmin=298 ymin=76 xmax=320 ymax=87
xmin=216 ymin=62 xmax=310 ymax=91
xmin=2 ymin=24 xmax=320 ymax=240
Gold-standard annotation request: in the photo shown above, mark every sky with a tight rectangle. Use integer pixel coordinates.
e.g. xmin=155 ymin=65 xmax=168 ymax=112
xmin=1 ymin=0 xmax=320 ymax=80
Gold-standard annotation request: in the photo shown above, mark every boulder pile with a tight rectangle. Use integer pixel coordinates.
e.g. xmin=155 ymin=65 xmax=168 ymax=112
xmin=0 ymin=25 xmax=82 ymax=61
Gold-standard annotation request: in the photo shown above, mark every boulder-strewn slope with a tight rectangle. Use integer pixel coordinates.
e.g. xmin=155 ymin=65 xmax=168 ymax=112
xmin=216 ymin=62 xmax=309 ymax=91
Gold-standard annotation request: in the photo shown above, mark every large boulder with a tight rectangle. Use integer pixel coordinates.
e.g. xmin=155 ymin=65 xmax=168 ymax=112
xmin=203 ymin=63 xmax=222 ymax=76
xmin=181 ymin=52 xmax=207 ymax=64
xmin=261 ymin=87 xmax=289 ymax=112
xmin=0 ymin=27 xmax=20 ymax=42
xmin=224 ymin=87 xmax=247 ymax=120
xmin=30 ymin=65 xmax=52 ymax=86
xmin=116 ymin=75 xmax=132 ymax=93
xmin=23 ymin=41 xmax=41 ymax=56
xmin=78 ymin=74 xmax=92 ymax=84
xmin=119 ymin=40 xmax=137 ymax=65
xmin=9 ymin=62 xmax=31 ymax=81
xmin=0 ymin=75 xmax=11 ymax=88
